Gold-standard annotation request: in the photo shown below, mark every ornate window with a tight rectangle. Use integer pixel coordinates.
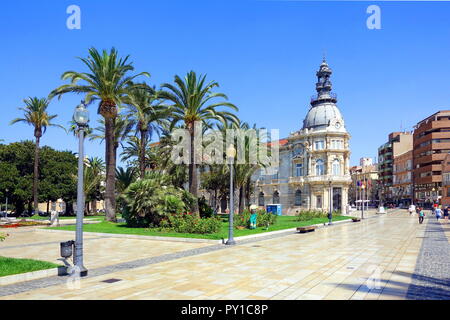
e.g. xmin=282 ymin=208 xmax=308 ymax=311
xmin=315 ymin=140 xmax=324 ymax=150
xmin=295 ymin=190 xmax=302 ymax=206
xmin=258 ymin=192 xmax=265 ymax=206
xmin=296 ymin=163 xmax=303 ymax=177
xmin=315 ymin=159 xmax=324 ymax=175
xmin=332 ymin=159 xmax=341 ymax=176
xmin=273 ymin=191 xmax=280 ymax=204
xmin=316 ymin=195 xmax=322 ymax=208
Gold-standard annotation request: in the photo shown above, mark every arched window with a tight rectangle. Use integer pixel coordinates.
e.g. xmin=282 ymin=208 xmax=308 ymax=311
xmin=295 ymin=190 xmax=302 ymax=206
xmin=315 ymin=159 xmax=324 ymax=175
xmin=273 ymin=191 xmax=280 ymax=204
xmin=332 ymin=159 xmax=341 ymax=176
xmin=258 ymin=192 xmax=265 ymax=206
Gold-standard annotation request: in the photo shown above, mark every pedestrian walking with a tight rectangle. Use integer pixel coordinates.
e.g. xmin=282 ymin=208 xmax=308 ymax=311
xmin=418 ymin=207 xmax=425 ymax=224
xmin=444 ymin=206 xmax=449 ymax=223
xmin=409 ymin=204 xmax=416 ymax=215
xmin=435 ymin=206 xmax=442 ymax=221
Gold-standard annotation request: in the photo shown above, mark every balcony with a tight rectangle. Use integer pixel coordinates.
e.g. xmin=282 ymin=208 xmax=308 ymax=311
xmin=310 ymin=92 xmax=337 ymax=105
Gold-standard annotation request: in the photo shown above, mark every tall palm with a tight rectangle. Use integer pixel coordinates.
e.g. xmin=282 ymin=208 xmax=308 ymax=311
xmin=10 ymin=97 xmax=63 ymax=214
xmin=49 ymin=47 xmax=149 ymax=222
xmin=85 ymin=157 xmax=105 ymax=214
xmin=126 ymin=85 xmax=170 ymax=178
xmin=160 ymin=71 xmax=239 ymax=216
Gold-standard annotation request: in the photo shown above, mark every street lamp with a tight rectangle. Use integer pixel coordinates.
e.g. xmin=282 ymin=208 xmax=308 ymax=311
xmin=73 ymin=101 xmax=89 ymax=276
xmin=226 ymin=144 xmax=237 ymax=245
xmin=361 ymin=183 xmax=366 ymax=219
xmin=328 ymin=177 xmax=333 ymax=225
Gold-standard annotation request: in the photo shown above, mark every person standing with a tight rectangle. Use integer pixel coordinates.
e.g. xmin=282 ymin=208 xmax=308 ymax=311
xmin=418 ymin=207 xmax=425 ymax=224
xmin=409 ymin=204 xmax=416 ymax=215
xmin=435 ymin=206 xmax=442 ymax=221
xmin=444 ymin=206 xmax=449 ymax=223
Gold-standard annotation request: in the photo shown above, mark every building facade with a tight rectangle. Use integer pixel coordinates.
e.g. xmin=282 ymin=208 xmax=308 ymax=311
xmin=378 ymin=132 xmax=413 ymax=203
xmin=392 ymin=150 xmax=413 ymax=206
xmin=252 ymin=59 xmax=351 ymax=215
xmin=413 ymin=110 xmax=450 ymax=207
xmin=349 ymin=158 xmax=379 ymax=205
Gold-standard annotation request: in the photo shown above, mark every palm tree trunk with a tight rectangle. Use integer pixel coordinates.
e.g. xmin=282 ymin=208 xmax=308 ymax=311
xmin=189 ymin=125 xmax=200 ymax=217
xmin=104 ymin=117 xmax=117 ymax=222
xmin=239 ymin=185 xmax=244 ymax=214
xmin=92 ymin=199 xmax=97 ymax=215
xmin=33 ymin=136 xmax=40 ymax=214
xmin=140 ymin=129 xmax=146 ymax=179
xmin=245 ymin=178 xmax=251 ymax=209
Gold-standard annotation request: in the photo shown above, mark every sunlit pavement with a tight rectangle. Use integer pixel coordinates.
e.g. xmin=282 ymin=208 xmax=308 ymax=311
xmin=1 ymin=209 xmax=449 ymax=300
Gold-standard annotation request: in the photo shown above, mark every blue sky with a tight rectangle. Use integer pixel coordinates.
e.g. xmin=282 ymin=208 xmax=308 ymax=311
xmin=1 ymin=0 xmax=450 ymax=166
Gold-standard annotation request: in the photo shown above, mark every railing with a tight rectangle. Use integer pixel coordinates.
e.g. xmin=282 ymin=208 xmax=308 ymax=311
xmin=310 ymin=92 xmax=337 ymax=103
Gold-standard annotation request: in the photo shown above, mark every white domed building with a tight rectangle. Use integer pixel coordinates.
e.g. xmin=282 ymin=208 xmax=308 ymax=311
xmin=253 ymin=59 xmax=351 ymax=214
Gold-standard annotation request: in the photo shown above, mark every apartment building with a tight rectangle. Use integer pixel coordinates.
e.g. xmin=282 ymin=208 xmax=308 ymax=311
xmin=392 ymin=150 xmax=413 ymax=206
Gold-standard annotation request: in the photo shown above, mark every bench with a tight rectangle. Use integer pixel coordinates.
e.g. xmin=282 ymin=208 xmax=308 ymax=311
xmin=297 ymin=226 xmax=317 ymax=233
xmin=352 ymin=218 xmax=361 ymax=222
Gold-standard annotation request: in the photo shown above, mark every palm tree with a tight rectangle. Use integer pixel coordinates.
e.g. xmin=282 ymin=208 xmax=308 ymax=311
xmin=49 ymin=47 xmax=149 ymax=222
xmin=126 ymin=85 xmax=170 ymax=178
xmin=116 ymin=167 xmax=136 ymax=195
xmin=10 ymin=97 xmax=63 ymax=214
xmin=85 ymin=157 xmax=105 ymax=214
xmin=160 ymin=71 xmax=239 ymax=216
xmin=90 ymin=114 xmax=134 ymax=168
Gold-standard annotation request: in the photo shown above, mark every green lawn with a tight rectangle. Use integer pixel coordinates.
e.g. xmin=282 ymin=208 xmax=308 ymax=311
xmin=29 ymin=215 xmax=113 ymax=221
xmin=0 ymin=256 xmax=60 ymax=277
xmin=50 ymin=215 xmax=352 ymax=240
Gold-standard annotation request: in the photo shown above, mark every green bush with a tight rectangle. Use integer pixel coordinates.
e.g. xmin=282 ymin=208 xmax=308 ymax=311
xmin=0 ymin=232 xmax=7 ymax=242
xmin=233 ymin=209 xmax=277 ymax=229
xmin=257 ymin=210 xmax=278 ymax=227
xmin=234 ymin=209 xmax=252 ymax=228
xmin=168 ymin=213 xmax=222 ymax=234
xmin=121 ymin=178 xmax=192 ymax=227
xmin=295 ymin=209 xmax=328 ymax=221
xmin=198 ymin=196 xmax=214 ymax=218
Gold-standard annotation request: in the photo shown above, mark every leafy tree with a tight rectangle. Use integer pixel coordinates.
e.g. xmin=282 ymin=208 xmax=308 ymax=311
xmin=125 ymin=85 xmax=170 ymax=178
xmin=160 ymin=71 xmax=239 ymax=216
xmin=10 ymin=97 xmax=64 ymax=213
xmin=50 ymin=47 xmax=149 ymax=222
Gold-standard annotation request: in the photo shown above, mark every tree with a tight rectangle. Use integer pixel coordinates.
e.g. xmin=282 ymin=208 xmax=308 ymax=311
xmin=160 ymin=71 xmax=239 ymax=216
xmin=0 ymin=142 xmax=77 ymax=216
xmin=10 ymin=97 xmax=64 ymax=214
xmin=126 ymin=85 xmax=170 ymax=178
xmin=84 ymin=157 xmax=105 ymax=214
xmin=49 ymin=47 xmax=149 ymax=222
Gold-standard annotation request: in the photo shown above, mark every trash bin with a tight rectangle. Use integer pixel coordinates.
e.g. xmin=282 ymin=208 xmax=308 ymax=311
xmin=60 ymin=240 xmax=74 ymax=259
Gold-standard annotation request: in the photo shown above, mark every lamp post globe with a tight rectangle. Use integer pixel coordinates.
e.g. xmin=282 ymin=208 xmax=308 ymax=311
xmin=74 ymin=101 xmax=89 ymax=126
xmin=226 ymin=144 xmax=236 ymax=246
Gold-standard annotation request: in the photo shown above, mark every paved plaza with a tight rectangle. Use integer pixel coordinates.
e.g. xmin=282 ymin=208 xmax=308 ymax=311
xmin=0 ymin=209 xmax=449 ymax=300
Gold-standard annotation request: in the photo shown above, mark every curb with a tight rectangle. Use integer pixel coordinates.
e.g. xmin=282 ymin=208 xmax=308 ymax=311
xmin=37 ymin=217 xmax=356 ymax=244
xmin=37 ymin=228 xmax=222 ymax=244
xmin=0 ymin=266 xmax=66 ymax=286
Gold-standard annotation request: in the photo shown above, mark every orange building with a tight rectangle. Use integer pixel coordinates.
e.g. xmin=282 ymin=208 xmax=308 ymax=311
xmin=392 ymin=150 xmax=413 ymax=206
xmin=413 ymin=110 xmax=450 ymax=207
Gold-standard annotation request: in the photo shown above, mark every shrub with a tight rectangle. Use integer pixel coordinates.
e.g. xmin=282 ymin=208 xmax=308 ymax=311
xmin=168 ymin=213 xmax=222 ymax=234
xmin=295 ymin=209 xmax=328 ymax=221
xmin=0 ymin=232 xmax=7 ymax=241
xmin=121 ymin=178 xmax=193 ymax=227
xmin=233 ymin=209 xmax=277 ymax=229
xmin=198 ymin=196 xmax=214 ymax=218
xmin=234 ymin=209 xmax=252 ymax=229
xmin=257 ymin=210 xmax=278 ymax=227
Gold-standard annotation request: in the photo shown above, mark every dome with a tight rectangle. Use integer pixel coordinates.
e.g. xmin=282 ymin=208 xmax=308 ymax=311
xmin=303 ymin=102 xmax=343 ymax=130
